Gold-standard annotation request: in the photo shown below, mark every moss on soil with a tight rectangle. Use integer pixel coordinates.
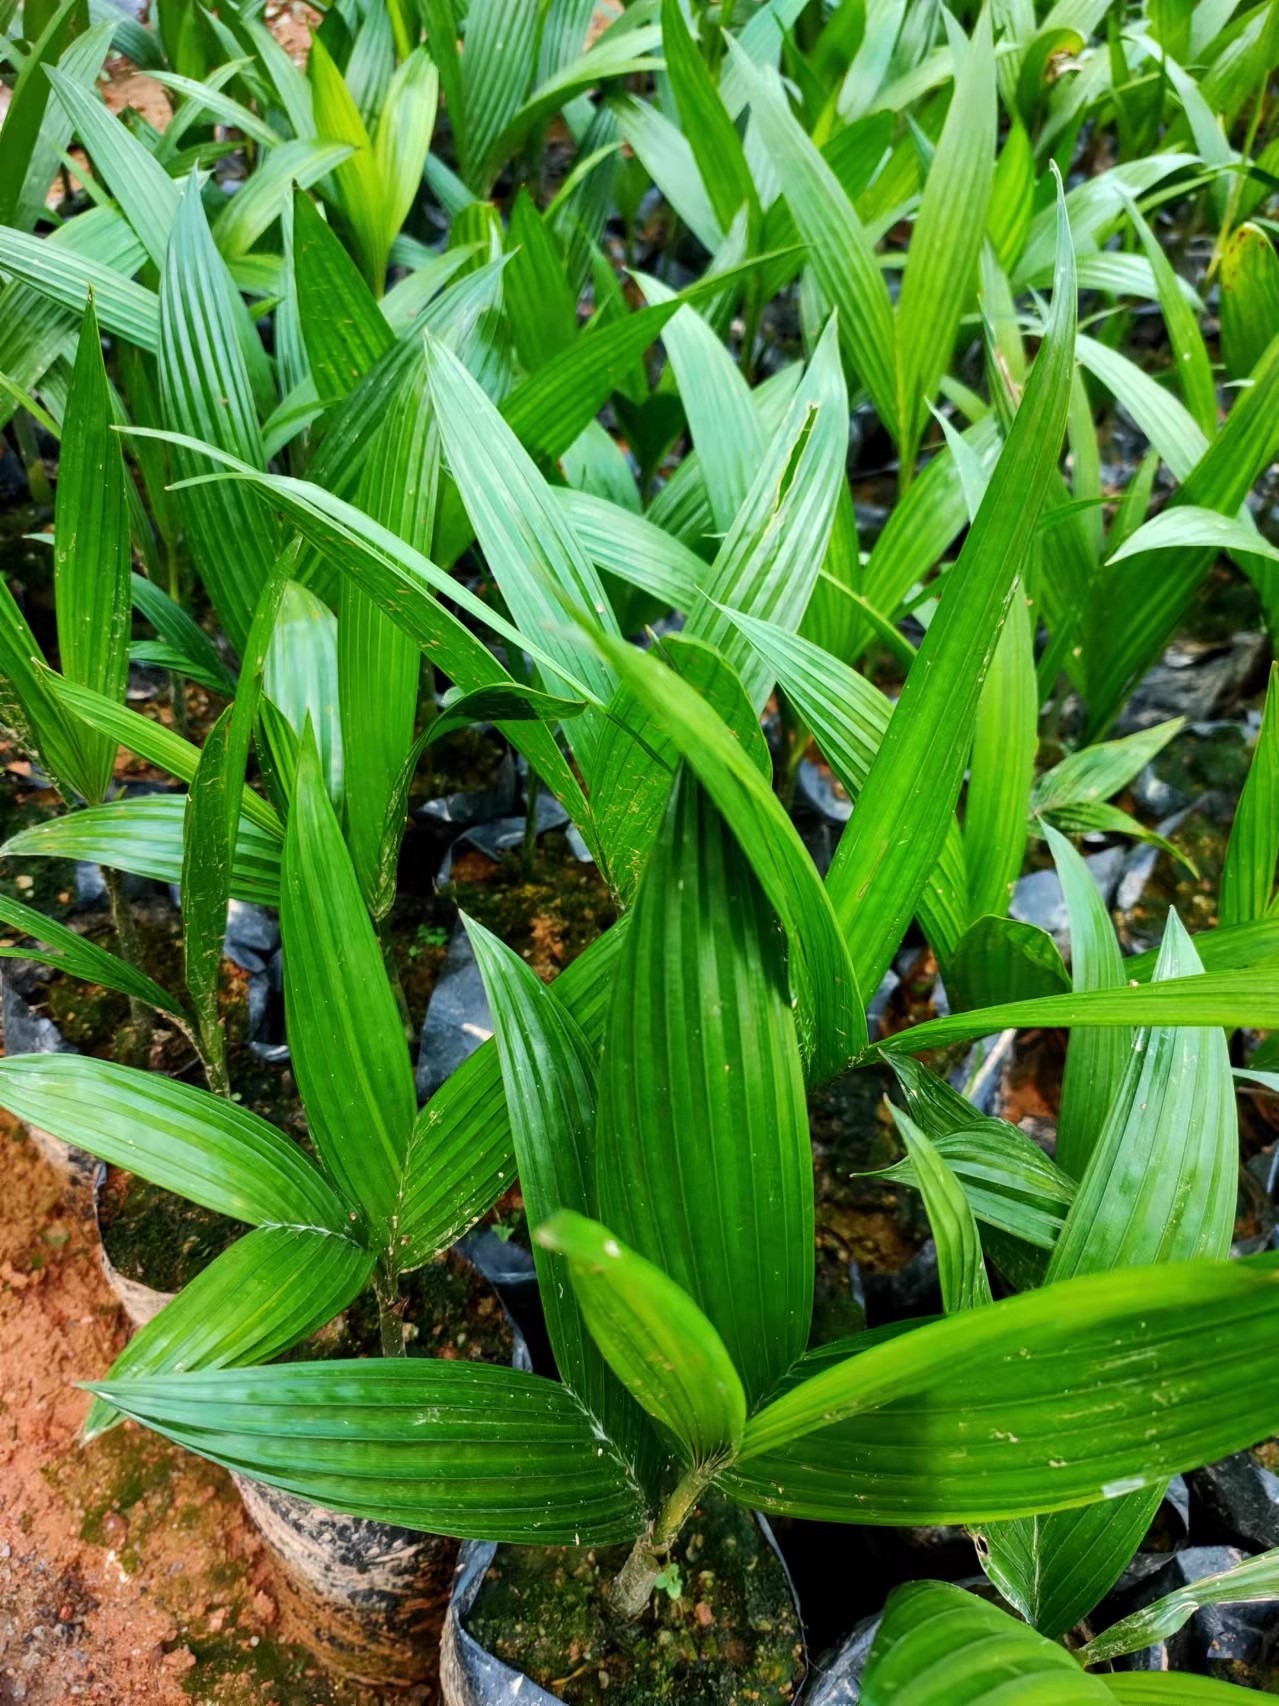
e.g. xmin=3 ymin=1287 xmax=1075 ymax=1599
xmin=50 ymin=1421 xmax=411 ymax=1703
xmin=382 ymin=898 xmax=452 ymax=1030
xmin=467 ymin=1492 xmax=803 ymax=1705
xmin=35 ymin=904 xmax=188 ymax=1057
xmin=1154 ymin=719 xmax=1252 ymax=798
xmin=412 ymin=723 xmax=510 ymax=810
xmin=1186 ymin=563 xmax=1264 ymax=646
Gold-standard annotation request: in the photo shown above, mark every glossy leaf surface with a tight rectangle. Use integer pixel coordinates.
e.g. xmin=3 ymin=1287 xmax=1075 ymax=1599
xmin=596 ymin=771 xmax=812 ymax=1404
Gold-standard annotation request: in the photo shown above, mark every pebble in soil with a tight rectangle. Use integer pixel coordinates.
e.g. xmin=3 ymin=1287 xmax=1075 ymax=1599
xmin=467 ymin=1493 xmax=804 ymax=1705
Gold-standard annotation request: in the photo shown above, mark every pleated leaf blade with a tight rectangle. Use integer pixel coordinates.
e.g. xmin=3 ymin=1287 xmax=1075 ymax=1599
xmin=594 ymin=770 xmax=812 ymax=1404
xmin=461 ymin=914 xmax=647 ymax=1473
xmin=52 ymin=294 xmax=132 ymax=805
xmin=591 ymin=633 xmax=865 ymax=1079
xmin=88 ymin=1360 xmax=647 ymax=1545
xmin=0 ymin=1054 xmax=350 ymax=1230
xmin=158 ymin=180 xmax=279 ymax=652
xmin=861 ymin=1580 xmax=1113 ymax=1704
xmin=826 ymin=182 xmax=1075 ymax=994
xmin=281 ymin=731 xmax=417 ymax=1233
xmin=84 ymin=1224 xmax=374 ymax=1440
xmin=726 ymin=1255 xmax=1279 ymax=1524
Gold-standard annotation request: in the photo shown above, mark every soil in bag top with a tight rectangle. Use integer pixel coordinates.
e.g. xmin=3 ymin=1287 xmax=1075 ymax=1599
xmin=300 ymin=1245 xmax=516 ymax=1365
xmin=97 ymin=1168 xmax=241 ymax=1293
xmin=467 ymin=1491 xmax=804 ymax=1705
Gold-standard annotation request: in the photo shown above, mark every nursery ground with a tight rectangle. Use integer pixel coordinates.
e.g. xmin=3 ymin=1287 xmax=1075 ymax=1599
xmin=0 ymin=1119 xmax=437 ymax=1706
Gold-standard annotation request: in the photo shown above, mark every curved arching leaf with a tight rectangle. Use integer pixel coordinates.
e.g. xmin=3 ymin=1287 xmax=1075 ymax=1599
xmin=727 ymin=1255 xmax=1279 ymax=1525
xmin=84 ymin=1225 xmax=374 ymax=1441
xmin=0 ymin=1054 xmax=351 ymax=1232
xmin=88 ymin=1360 xmax=648 ymax=1546
xmin=861 ymin=1580 xmax=1112 ymax=1704
xmin=539 ymin=1210 xmax=747 ymax=1466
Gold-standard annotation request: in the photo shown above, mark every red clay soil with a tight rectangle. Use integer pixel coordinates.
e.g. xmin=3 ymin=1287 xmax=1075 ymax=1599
xmin=0 ymin=1117 xmax=433 ymax=1705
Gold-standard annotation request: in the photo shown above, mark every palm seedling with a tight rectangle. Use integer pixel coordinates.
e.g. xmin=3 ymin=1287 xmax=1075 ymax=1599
xmin=0 ymin=192 xmax=1275 ymax=1701
xmin=2 ymin=0 xmax=1279 ymax=1695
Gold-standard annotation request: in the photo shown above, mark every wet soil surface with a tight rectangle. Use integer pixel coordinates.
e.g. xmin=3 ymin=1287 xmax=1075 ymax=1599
xmin=97 ymin=1169 xmax=241 ymax=1298
xmin=468 ymin=1494 xmax=804 ymax=1705
xmin=0 ymin=1120 xmax=437 ymax=1705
